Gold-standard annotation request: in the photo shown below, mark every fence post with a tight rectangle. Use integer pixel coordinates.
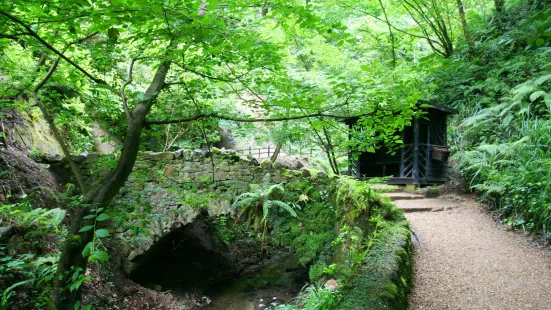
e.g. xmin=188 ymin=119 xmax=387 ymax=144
xmin=249 ymin=146 xmax=252 ymax=157
xmin=268 ymin=145 xmax=271 ymax=158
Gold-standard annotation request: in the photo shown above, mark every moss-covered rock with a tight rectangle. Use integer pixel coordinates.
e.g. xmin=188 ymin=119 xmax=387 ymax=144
xmin=340 ymin=220 xmax=412 ymax=310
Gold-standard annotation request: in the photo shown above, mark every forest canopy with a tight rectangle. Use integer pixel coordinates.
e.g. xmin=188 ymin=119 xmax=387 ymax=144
xmin=1 ymin=0 xmax=551 ymax=309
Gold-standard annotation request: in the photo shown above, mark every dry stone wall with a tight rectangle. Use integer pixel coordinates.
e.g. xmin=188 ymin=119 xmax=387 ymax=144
xmin=46 ymin=148 xmax=329 ymax=273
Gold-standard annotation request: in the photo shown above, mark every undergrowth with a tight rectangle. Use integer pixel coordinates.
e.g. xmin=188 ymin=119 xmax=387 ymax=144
xmin=425 ymin=2 xmax=551 ymax=238
xmin=0 ymin=200 xmax=65 ymax=309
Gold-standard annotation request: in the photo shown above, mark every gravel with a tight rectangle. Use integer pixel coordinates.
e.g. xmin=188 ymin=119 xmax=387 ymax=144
xmin=407 ymin=195 xmax=551 ymax=310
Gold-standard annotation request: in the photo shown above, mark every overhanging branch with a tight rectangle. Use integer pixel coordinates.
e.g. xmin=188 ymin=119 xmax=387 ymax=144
xmin=146 ymin=110 xmax=377 ymax=125
xmin=0 ymin=10 xmax=106 ymax=85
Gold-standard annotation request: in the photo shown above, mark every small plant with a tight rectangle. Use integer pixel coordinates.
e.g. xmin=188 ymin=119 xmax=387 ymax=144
xmin=232 ymin=174 xmax=298 ymax=231
xmin=233 ymin=174 xmax=298 ymax=253
xmin=276 ymin=285 xmax=342 ymax=310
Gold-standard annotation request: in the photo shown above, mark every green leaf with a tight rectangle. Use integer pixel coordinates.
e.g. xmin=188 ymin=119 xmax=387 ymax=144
xmin=91 ymin=250 xmax=109 ymax=262
xmin=95 ymin=229 xmax=110 ymax=238
xmin=96 ymin=214 xmax=109 ymax=221
xmin=74 ymin=300 xmax=81 ymax=310
xmin=78 ymin=225 xmax=94 ymax=233
xmin=530 ymin=90 xmax=546 ymax=102
xmin=82 ymin=242 xmax=93 ymax=257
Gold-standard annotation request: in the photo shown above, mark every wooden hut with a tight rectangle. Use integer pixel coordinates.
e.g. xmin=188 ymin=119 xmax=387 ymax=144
xmin=344 ymin=102 xmax=457 ymax=185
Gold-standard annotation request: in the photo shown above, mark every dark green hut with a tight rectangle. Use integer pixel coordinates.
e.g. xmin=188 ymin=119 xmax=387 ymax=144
xmin=344 ymin=102 xmax=457 ymax=185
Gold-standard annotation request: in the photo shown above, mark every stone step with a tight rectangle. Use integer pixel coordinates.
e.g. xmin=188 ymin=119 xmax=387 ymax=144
xmin=394 ymin=198 xmax=460 ymax=213
xmin=383 ymin=192 xmax=424 ymax=201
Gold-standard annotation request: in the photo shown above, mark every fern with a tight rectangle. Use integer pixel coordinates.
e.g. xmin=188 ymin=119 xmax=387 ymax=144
xmin=1 ymin=279 xmax=33 ymax=310
xmin=529 ymin=90 xmax=547 ymax=102
xmin=232 ymin=174 xmax=297 ymax=231
xmin=534 ymin=74 xmax=551 ymax=86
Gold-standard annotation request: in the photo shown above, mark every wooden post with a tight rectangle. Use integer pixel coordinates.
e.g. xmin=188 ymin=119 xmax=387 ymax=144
xmin=400 ymin=130 xmax=405 ymax=177
xmin=249 ymin=146 xmax=252 ymax=157
xmin=268 ymin=145 xmax=271 ymax=158
xmin=413 ymin=118 xmax=420 ymax=184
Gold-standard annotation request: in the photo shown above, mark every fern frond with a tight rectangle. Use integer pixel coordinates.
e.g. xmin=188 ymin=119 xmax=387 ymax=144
xmin=534 ymin=74 xmax=551 ymax=86
xmin=530 ymin=90 xmax=547 ymax=102
xmin=262 ymin=200 xmax=297 ymax=222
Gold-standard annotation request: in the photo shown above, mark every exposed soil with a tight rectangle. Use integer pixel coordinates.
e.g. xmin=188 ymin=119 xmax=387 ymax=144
xmin=0 ymin=146 xmax=63 ymax=207
xmin=407 ymin=195 xmax=551 ymax=310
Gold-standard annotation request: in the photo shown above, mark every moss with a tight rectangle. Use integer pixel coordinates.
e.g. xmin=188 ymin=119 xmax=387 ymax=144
xmin=69 ymin=234 xmax=82 ymax=246
xmin=339 ymin=220 xmax=412 ymax=310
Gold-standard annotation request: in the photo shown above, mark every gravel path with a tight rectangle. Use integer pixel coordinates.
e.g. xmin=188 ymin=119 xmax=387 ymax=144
xmin=406 ymin=195 xmax=551 ymax=310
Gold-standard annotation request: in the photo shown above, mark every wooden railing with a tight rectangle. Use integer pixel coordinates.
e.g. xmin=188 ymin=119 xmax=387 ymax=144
xmin=233 ymin=146 xmax=346 ymax=159
xmin=189 ymin=146 xmax=346 ymax=160
xmin=402 ymin=143 xmax=449 ymax=179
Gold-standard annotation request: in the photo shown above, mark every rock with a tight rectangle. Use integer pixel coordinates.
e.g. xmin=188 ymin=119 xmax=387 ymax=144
xmin=44 ymin=154 xmax=63 ymax=163
xmin=260 ymin=159 xmax=273 ymax=170
xmin=0 ymin=225 xmax=13 ymax=242
xmin=324 ymin=279 xmax=339 ymax=291
xmin=72 ymin=154 xmax=87 ymax=164
xmin=7 ymin=235 xmax=27 ymax=255
xmin=317 ymin=171 xmax=328 ymax=178
xmin=163 ymin=165 xmax=177 ymax=178
xmin=301 ymin=168 xmax=311 ymax=178
xmin=150 ymin=152 xmax=174 ymax=161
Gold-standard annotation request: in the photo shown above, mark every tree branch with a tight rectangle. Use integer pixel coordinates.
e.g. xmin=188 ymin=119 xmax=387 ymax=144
xmin=146 ymin=110 xmax=376 ymax=125
xmin=0 ymin=10 xmax=106 ymax=85
xmin=338 ymin=1 xmax=441 ymax=44
xmin=32 ymin=59 xmax=88 ymax=194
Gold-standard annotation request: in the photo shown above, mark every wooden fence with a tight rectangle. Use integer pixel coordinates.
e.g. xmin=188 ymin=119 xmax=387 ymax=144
xmin=232 ymin=146 xmax=347 ymax=159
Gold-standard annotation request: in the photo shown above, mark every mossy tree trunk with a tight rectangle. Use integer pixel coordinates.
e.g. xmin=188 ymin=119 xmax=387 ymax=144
xmin=52 ymin=61 xmax=171 ymax=309
xmin=456 ymin=0 xmax=474 ymax=50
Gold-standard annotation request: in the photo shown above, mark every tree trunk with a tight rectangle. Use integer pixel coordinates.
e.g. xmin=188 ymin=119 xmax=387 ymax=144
xmin=494 ymin=0 xmax=504 ymax=12
xmin=377 ymin=0 xmax=396 ymax=68
xmin=270 ymin=142 xmax=283 ymax=163
xmin=456 ymin=0 xmax=474 ymax=50
xmin=322 ymin=127 xmax=339 ymax=175
xmin=33 ymin=59 xmax=88 ymax=194
xmin=52 ymin=61 xmax=171 ymax=309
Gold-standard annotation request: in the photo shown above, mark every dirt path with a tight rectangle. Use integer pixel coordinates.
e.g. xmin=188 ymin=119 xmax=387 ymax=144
xmin=405 ymin=195 xmax=551 ymax=310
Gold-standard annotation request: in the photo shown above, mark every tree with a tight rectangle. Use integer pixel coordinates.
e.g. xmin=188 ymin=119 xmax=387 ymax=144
xmin=0 ymin=0 xmax=315 ymax=307
xmin=1 ymin=0 xmax=429 ymax=307
xmin=456 ymin=0 xmax=474 ymax=50
xmin=401 ymin=0 xmax=455 ymax=57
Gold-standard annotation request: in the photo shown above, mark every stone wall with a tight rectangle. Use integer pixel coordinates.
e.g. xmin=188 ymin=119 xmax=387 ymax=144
xmin=340 ymin=219 xmax=413 ymax=310
xmin=47 ymin=148 xmax=329 ymax=273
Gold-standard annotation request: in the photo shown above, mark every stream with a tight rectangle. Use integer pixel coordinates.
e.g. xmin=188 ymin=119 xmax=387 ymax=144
xmin=203 ymin=254 xmax=308 ymax=310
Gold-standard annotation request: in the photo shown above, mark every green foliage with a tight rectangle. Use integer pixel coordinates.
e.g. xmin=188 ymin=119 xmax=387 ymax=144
xmin=340 ymin=220 xmax=412 ymax=310
xmin=332 ymin=177 xmax=400 ymax=225
xmin=0 ymin=201 xmax=65 ymax=309
xmin=423 ymin=1 xmax=551 ymax=236
xmin=276 ymin=285 xmax=343 ymax=310
xmin=232 ymin=174 xmax=297 ymax=231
